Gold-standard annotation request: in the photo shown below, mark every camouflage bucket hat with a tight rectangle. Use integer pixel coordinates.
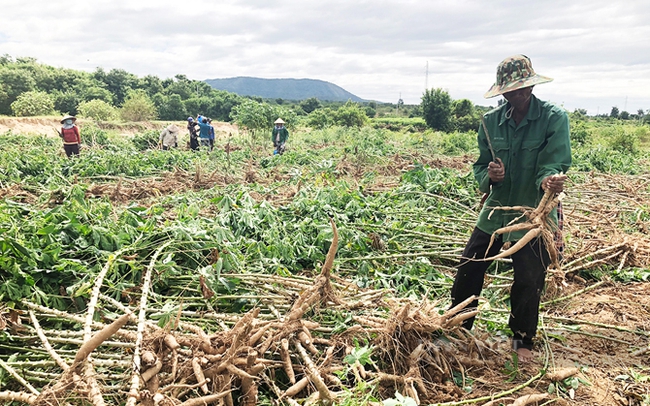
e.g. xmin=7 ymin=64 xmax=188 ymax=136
xmin=484 ymin=55 xmax=553 ymax=98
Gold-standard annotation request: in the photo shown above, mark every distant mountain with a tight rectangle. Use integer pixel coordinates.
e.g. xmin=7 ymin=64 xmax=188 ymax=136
xmin=203 ymin=77 xmax=366 ymax=102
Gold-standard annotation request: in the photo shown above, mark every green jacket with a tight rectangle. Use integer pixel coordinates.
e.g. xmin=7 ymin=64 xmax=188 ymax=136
xmin=474 ymin=95 xmax=571 ymax=242
xmin=272 ymin=126 xmax=289 ymax=144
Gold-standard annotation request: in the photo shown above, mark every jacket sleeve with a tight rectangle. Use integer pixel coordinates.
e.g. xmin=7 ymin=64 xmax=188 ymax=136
xmin=473 ymin=119 xmax=494 ymax=194
xmin=534 ymin=109 xmax=572 ymax=189
xmin=74 ymin=126 xmax=81 ymax=144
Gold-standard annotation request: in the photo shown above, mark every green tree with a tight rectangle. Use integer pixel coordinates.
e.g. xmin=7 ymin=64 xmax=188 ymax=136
xmin=452 ymin=99 xmax=473 ymax=118
xmin=140 ymin=75 xmax=164 ymax=97
xmin=208 ymin=91 xmax=243 ymax=122
xmin=451 ymin=98 xmax=478 ymax=132
xmin=610 ymin=106 xmax=619 ymax=118
xmin=78 ymin=84 xmax=114 ymax=104
xmin=230 ymin=99 xmax=276 ymax=138
xmin=0 ymin=68 xmax=36 ymax=114
xmin=158 ymin=94 xmax=186 ymax=120
xmin=52 ymin=90 xmax=81 ymax=116
xmin=300 ymin=97 xmax=321 ymax=114
xmin=120 ymin=89 xmax=157 ymax=121
xmin=166 ymin=75 xmax=195 ymax=100
xmin=620 ymin=110 xmax=629 ymax=120
xmin=78 ymin=99 xmax=119 ymax=121
xmin=10 ymin=90 xmax=55 ymax=116
xmin=333 ymin=101 xmax=368 ymax=127
xmin=421 ymin=88 xmax=452 ymax=131
xmin=94 ymin=68 xmax=138 ymax=106
xmin=307 ymin=108 xmax=334 ymax=129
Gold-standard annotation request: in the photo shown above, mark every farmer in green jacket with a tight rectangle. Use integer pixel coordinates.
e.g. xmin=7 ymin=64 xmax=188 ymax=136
xmin=271 ymin=118 xmax=289 ymax=155
xmin=450 ymin=55 xmax=571 ymax=362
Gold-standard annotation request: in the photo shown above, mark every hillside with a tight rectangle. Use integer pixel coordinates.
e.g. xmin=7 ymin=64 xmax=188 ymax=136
xmin=204 ymin=77 xmax=366 ymax=102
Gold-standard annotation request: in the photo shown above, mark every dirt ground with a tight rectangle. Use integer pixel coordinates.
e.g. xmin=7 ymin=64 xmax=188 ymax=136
xmin=2 ymin=118 xmax=650 ymax=405
xmin=0 ymin=116 xmax=240 ymax=140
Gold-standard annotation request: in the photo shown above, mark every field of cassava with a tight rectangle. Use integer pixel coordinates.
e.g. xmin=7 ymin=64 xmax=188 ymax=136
xmin=1 ymin=117 xmax=650 ymax=406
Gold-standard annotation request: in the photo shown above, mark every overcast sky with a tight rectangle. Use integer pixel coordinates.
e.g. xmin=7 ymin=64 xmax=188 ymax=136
xmin=1 ymin=0 xmax=649 ymax=115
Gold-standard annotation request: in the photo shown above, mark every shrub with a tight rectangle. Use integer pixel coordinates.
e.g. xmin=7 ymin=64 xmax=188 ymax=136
xmin=333 ymin=102 xmax=368 ymax=128
xmin=78 ymin=99 xmax=119 ymax=121
xmin=120 ymin=90 xmax=157 ymax=122
xmin=10 ymin=90 xmax=55 ymax=116
xmin=421 ymin=88 xmax=452 ymax=131
xmin=439 ymin=131 xmax=476 ymax=155
xmin=81 ymin=123 xmax=111 ymax=147
xmin=131 ymin=130 xmax=160 ymax=151
xmin=570 ymin=121 xmax=591 ymax=146
xmin=605 ymin=126 xmax=639 ymax=155
xmin=307 ymin=108 xmax=334 ymax=129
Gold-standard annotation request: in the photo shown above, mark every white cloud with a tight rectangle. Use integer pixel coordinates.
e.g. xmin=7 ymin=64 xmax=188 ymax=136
xmin=1 ymin=0 xmax=649 ymax=113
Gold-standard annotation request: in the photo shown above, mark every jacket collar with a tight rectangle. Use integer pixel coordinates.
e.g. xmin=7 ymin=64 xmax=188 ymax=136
xmin=498 ymin=94 xmax=541 ymax=127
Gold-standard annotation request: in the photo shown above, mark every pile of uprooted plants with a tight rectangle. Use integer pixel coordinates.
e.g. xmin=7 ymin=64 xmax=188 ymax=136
xmin=0 ymin=173 xmax=648 ymax=406
xmin=0 ymin=221 xmax=499 ymax=406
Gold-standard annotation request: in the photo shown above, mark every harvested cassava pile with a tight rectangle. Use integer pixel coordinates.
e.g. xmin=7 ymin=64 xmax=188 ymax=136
xmin=0 ymin=221 xmax=504 ymax=406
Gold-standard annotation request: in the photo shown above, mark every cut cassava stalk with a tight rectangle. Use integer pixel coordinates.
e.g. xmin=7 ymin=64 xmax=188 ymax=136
xmin=28 ymin=311 xmax=69 ymax=372
xmin=0 ymin=390 xmax=38 ymax=404
xmin=21 ymin=300 xmax=135 ymax=341
xmin=83 ymin=249 xmax=129 ymax=343
xmin=125 ymin=240 xmax=172 ymax=406
xmin=0 ymin=358 xmax=40 ymax=395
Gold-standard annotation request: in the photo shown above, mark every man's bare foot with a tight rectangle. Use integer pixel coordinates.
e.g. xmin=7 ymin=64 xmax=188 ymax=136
xmin=516 ymin=347 xmax=534 ymax=363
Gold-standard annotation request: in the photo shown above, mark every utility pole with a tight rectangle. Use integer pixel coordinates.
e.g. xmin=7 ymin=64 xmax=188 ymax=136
xmin=397 ymin=92 xmax=402 ymax=114
xmin=425 ymin=61 xmax=429 ymax=91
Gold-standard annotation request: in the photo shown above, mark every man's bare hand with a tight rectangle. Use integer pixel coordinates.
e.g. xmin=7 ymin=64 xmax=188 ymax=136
xmin=542 ymin=174 xmax=567 ymax=193
xmin=488 ymin=158 xmax=505 ymax=183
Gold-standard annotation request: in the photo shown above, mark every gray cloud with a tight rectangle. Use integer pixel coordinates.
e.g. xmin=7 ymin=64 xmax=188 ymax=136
xmin=1 ymin=0 xmax=649 ymax=113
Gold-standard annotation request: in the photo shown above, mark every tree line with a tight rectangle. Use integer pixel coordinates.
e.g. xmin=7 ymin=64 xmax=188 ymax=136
xmin=3 ymin=54 xmax=645 ymax=134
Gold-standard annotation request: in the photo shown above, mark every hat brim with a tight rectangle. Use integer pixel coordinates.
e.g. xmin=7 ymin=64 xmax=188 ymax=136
xmin=484 ymin=74 xmax=553 ymax=99
xmin=60 ymin=115 xmax=77 ymax=124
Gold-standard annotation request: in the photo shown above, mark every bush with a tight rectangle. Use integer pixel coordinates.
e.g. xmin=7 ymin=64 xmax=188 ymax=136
xmin=421 ymin=88 xmax=452 ymax=131
xmin=131 ymin=130 xmax=160 ymax=151
xmin=572 ymin=146 xmax=640 ymax=174
xmin=307 ymin=108 xmax=334 ymax=129
xmin=570 ymin=121 xmax=591 ymax=146
xmin=81 ymin=123 xmax=110 ymax=147
xmin=78 ymin=99 xmax=119 ymax=121
xmin=439 ymin=131 xmax=476 ymax=155
xmin=333 ymin=102 xmax=368 ymax=128
xmin=605 ymin=126 xmax=639 ymax=155
xmin=453 ymin=114 xmax=479 ymax=133
xmin=120 ymin=90 xmax=157 ymax=122
xmin=10 ymin=90 xmax=55 ymax=116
